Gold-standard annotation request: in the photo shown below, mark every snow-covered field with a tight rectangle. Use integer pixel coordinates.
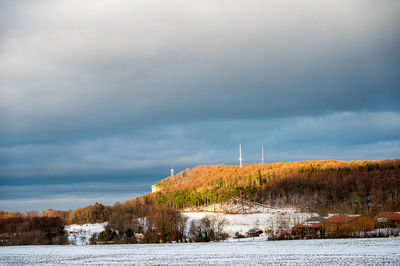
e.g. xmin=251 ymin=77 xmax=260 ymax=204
xmin=65 ymin=222 xmax=107 ymax=245
xmin=1 ymin=238 xmax=399 ymax=265
xmin=183 ymin=208 xmax=313 ymax=235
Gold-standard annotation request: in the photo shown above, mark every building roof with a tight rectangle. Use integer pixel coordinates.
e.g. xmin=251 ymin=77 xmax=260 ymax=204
xmin=323 ymin=214 xmax=362 ymax=223
xmin=247 ymin=228 xmax=262 ymax=233
xmin=292 ymin=221 xmax=322 ymax=229
xmin=306 ymin=217 xmax=326 ymax=222
xmin=374 ymin=212 xmax=400 ymax=222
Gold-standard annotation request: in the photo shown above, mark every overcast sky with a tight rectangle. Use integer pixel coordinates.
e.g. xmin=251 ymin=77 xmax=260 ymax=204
xmin=1 ymin=0 xmax=399 ymax=212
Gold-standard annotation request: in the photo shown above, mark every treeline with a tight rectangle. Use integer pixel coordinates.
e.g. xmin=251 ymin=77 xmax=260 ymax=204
xmin=0 ymin=216 xmax=66 ymax=246
xmin=90 ymin=213 xmax=228 ymax=244
xmin=1 ymin=199 xmax=231 ymax=245
xmin=1 ymin=201 xmax=192 ymax=244
xmin=149 ymin=159 xmax=400 ymax=216
xmin=0 ymin=204 xmax=107 ymax=225
xmin=88 ymin=205 xmax=188 ymax=244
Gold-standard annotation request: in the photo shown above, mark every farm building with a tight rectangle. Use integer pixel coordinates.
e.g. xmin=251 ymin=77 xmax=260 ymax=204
xmin=374 ymin=212 xmax=400 ymax=228
xmin=323 ymin=214 xmax=374 ymax=236
xmin=246 ymin=229 xmax=263 ymax=237
xmin=292 ymin=217 xmax=325 ymax=237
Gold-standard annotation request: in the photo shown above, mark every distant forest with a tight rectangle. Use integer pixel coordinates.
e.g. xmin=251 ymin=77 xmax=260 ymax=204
xmin=1 ymin=159 xmax=399 ymax=245
xmin=0 ymin=216 xmax=66 ymax=245
xmin=1 ymin=202 xmax=199 ymax=245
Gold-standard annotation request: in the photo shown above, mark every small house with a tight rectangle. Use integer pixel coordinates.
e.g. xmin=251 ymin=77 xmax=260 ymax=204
xmin=323 ymin=214 xmax=374 ymax=236
xmin=292 ymin=217 xmax=325 ymax=237
xmin=246 ymin=228 xmax=263 ymax=237
xmin=373 ymin=212 xmax=400 ymax=228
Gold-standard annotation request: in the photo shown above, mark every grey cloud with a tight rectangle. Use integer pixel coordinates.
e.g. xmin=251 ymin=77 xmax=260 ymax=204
xmin=0 ymin=182 xmax=149 ymax=199
xmin=0 ymin=194 xmax=141 ymax=212
xmin=1 ymin=0 xmax=399 ymax=143
xmin=1 ymin=111 xmax=398 ymax=178
xmin=0 ymin=183 xmax=148 ymax=211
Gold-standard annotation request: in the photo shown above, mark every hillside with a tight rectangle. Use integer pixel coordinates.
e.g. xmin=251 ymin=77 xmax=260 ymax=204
xmin=149 ymin=159 xmax=400 ymax=215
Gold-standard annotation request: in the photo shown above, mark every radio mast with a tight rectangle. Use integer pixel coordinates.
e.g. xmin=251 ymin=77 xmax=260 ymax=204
xmin=239 ymin=144 xmax=243 ymax=167
xmin=262 ymin=145 xmax=264 ymax=164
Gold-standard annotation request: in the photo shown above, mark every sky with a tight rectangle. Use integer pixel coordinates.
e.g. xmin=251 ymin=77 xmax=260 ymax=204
xmin=1 ymin=0 xmax=399 ymax=212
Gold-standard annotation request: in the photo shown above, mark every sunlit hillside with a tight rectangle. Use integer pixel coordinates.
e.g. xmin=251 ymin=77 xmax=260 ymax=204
xmin=2 ymin=159 xmax=399 ymax=227
xmin=150 ymin=159 xmax=400 ymax=215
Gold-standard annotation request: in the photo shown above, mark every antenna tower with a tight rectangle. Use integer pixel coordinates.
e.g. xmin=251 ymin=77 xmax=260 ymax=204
xmin=239 ymin=144 xmax=242 ymax=167
xmin=262 ymin=145 xmax=264 ymax=164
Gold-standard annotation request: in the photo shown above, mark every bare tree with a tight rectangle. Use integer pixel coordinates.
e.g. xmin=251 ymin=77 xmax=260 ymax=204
xmin=209 ymin=214 xmax=229 ymax=240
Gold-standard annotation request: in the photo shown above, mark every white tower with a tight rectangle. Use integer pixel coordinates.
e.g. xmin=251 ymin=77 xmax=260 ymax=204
xmin=262 ymin=145 xmax=264 ymax=164
xmin=170 ymin=167 xmax=174 ymax=177
xmin=239 ymin=144 xmax=242 ymax=167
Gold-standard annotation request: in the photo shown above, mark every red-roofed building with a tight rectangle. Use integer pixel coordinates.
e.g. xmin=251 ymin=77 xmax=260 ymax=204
xmin=374 ymin=212 xmax=400 ymax=228
xmin=292 ymin=217 xmax=325 ymax=237
xmin=323 ymin=214 xmax=374 ymax=236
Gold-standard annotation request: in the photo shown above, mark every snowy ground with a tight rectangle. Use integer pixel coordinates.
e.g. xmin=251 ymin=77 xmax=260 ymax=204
xmin=65 ymin=222 xmax=107 ymax=245
xmin=183 ymin=207 xmax=313 ymax=235
xmin=1 ymin=237 xmax=400 ymax=265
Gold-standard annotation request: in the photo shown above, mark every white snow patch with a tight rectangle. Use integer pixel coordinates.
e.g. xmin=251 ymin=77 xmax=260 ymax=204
xmin=183 ymin=207 xmax=314 ymax=236
xmin=65 ymin=222 xmax=107 ymax=245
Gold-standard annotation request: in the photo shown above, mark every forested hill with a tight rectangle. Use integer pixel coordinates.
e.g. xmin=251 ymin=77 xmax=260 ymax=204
xmin=150 ymin=160 xmax=400 ymax=215
xmin=1 ymin=160 xmax=399 ymax=228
